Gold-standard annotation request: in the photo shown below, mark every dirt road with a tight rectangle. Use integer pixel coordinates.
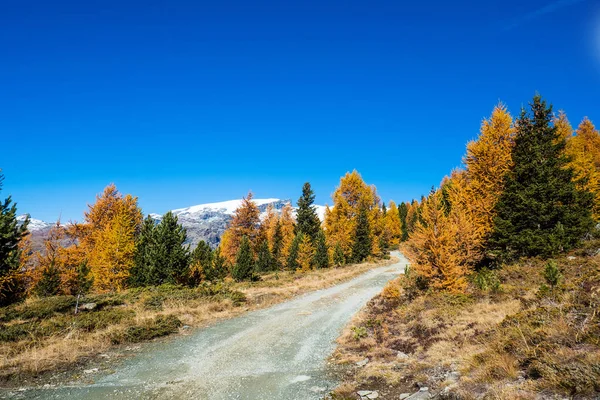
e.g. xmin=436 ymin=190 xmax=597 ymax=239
xmin=17 ymin=252 xmax=407 ymax=400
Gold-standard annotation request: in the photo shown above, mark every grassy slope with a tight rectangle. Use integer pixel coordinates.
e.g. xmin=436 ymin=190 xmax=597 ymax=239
xmin=331 ymin=242 xmax=600 ymax=399
xmin=0 ymin=257 xmax=394 ymax=387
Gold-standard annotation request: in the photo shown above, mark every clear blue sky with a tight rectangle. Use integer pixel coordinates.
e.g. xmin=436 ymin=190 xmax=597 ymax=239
xmin=2 ymin=0 xmax=600 ymax=222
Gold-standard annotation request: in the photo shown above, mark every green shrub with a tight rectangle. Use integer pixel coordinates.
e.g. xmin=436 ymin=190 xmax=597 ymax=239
xmin=0 ymin=296 xmax=76 ymax=322
xmin=351 ymin=326 xmax=367 ymax=341
xmin=142 ymin=294 xmax=165 ymax=310
xmin=543 ymin=260 xmax=562 ymax=288
xmin=473 ymin=268 xmax=501 ymax=293
xmin=0 ymin=322 xmax=37 ymax=341
xmin=111 ymin=315 xmax=182 ymax=344
xmin=74 ymin=309 xmax=135 ymax=332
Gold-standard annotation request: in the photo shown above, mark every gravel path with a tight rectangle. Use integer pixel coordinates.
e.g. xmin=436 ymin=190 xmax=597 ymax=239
xmin=18 ymin=252 xmax=407 ymax=400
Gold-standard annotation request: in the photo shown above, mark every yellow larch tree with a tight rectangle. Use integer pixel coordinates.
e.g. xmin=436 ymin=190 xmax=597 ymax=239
xmin=568 ymin=118 xmax=600 ymax=220
xmin=554 ymin=110 xmax=573 ymax=142
xmin=384 ymin=200 xmax=402 ymax=247
xmin=278 ymin=203 xmax=296 ymax=264
xmin=404 ymin=199 xmax=420 ymax=237
xmin=403 ymin=185 xmax=472 ymax=293
xmin=28 ymin=222 xmax=80 ymax=295
xmin=219 ymin=192 xmax=261 ymax=265
xmin=66 ymin=184 xmax=142 ymax=292
xmin=260 ymin=204 xmax=279 ymax=251
xmin=324 ymin=170 xmax=380 ymax=260
xmin=297 ymin=234 xmax=315 ymax=272
xmin=92 ymin=205 xmax=137 ymax=291
xmin=462 ymin=103 xmax=515 ymax=258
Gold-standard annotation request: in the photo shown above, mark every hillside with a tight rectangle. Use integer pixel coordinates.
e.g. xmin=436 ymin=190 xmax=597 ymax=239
xmin=330 ymin=242 xmax=600 ymax=399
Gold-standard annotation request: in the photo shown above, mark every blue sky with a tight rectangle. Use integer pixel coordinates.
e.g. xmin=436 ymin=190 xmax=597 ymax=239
xmin=2 ymin=0 xmax=600 ymax=222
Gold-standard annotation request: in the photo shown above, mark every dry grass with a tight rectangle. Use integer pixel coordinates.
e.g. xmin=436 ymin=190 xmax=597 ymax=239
xmin=0 ymin=257 xmax=394 ymax=387
xmin=331 ymin=242 xmax=600 ymax=399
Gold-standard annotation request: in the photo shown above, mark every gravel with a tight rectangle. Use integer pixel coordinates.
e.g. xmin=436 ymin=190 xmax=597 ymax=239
xmin=15 ymin=252 xmax=408 ymax=400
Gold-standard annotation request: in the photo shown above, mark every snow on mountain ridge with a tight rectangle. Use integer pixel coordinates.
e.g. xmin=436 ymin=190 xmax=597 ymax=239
xmin=171 ymin=198 xmax=281 ymax=217
xmin=17 ymin=215 xmax=55 ymax=232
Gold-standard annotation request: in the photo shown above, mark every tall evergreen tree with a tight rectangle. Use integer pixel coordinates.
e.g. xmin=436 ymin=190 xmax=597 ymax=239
xmin=190 ymin=240 xmax=213 ymax=283
xmin=489 ymin=95 xmax=594 ymax=260
xmin=211 ymin=247 xmax=228 ymax=281
xmin=255 ymin=239 xmax=273 ymax=273
xmin=398 ymin=202 xmax=409 ymax=242
xmin=296 ymin=182 xmax=321 ymax=241
xmin=313 ymin=229 xmax=329 ymax=269
xmin=130 ymin=216 xmax=157 ymax=287
xmin=0 ymin=172 xmax=29 ymax=305
xmin=140 ymin=212 xmax=191 ymax=286
xmin=352 ymin=206 xmax=372 ymax=263
xmin=333 ymin=242 xmax=346 ymax=267
xmin=271 ymin=220 xmax=283 ymax=271
xmin=233 ymin=235 xmax=254 ymax=281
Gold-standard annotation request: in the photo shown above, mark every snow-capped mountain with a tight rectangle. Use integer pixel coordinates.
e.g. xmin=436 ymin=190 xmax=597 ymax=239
xmin=17 ymin=215 xmax=55 ymax=232
xmin=18 ymin=198 xmax=328 ymax=251
xmin=151 ymin=198 xmax=328 ymax=249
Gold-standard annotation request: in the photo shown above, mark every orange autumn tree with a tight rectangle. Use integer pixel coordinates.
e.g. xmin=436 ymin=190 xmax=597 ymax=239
xmin=568 ymin=118 xmax=600 ymax=220
xmin=260 ymin=204 xmax=278 ymax=249
xmin=67 ymin=184 xmax=142 ymax=292
xmin=278 ymin=203 xmax=296 ymax=264
xmin=324 ymin=170 xmax=381 ymax=261
xmin=297 ymin=234 xmax=315 ymax=272
xmin=404 ymin=180 xmax=476 ymax=293
xmin=403 ymin=104 xmax=515 ymax=292
xmin=219 ymin=192 xmax=261 ymax=265
xmin=92 ymin=206 xmax=137 ymax=291
xmin=462 ymin=103 xmax=515 ymax=259
xmin=384 ymin=200 xmax=402 ymax=247
xmin=554 ymin=110 xmax=573 ymax=142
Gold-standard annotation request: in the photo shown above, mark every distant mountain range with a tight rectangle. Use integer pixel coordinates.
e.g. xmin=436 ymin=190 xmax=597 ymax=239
xmin=18 ymin=198 xmax=328 ymax=250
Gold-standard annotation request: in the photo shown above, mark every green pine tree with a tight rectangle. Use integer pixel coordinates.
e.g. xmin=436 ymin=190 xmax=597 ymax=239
xmin=333 ymin=242 xmax=346 ymax=267
xmin=295 ymin=182 xmax=321 ymax=241
xmin=191 ymin=240 xmax=213 ymax=283
xmin=313 ymin=229 xmax=329 ymax=269
xmin=255 ymin=239 xmax=273 ymax=273
xmin=211 ymin=247 xmax=228 ymax=281
xmin=137 ymin=212 xmax=190 ymax=286
xmin=489 ymin=95 xmax=594 ymax=261
xmin=130 ymin=215 xmax=157 ymax=287
xmin=271 ymin=220 xmax=283 ymax=271
xmin=398 ymin=202 xmax=409 ymax=242
xmin=74 ymin=261 xmax=93 ymax=314
xmin=233 ymin=235 xmax=254 ymax=281
xmin=0 ymin=172 xmax=29 ymax=305
xmin=286 ymin=234 xmax=301 ymax=270
xmin=352 ymin=206 xmax=372 ymax=263
xmin=34 ymin=263 xmax=62 ymax=297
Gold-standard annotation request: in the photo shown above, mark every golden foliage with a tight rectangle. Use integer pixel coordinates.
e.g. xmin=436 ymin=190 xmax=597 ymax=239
xmin=297 ymin=234 xmax=315 ymax=272
xmin=324 ymin=170 xmax=380 ymax=259
xmin=554 ymin=110 xmax=573 ymax=142
xmin=27 ymin=222 xmax=80 ymax=295
xmin=463 ymin=103 xmax=515 ymax=249
xmin=91 ymin=206 xmax=137 ymax=291
xmin=567 ymin=117 xmax=600 ymax=220
xmin=404 ymin=105 xmax=514 ymax=293
xmin=278 ymin=203 xmax=296 ymax=264
xmin=67 ymin=184 xmax=142 ymax=292
xmin=219 ymin=192 xmax=262 ymax=265
xmin=384 ymin=201 xmax=402 ymax=246
xmin=403 ymin=187 xmax=473 ymax=293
